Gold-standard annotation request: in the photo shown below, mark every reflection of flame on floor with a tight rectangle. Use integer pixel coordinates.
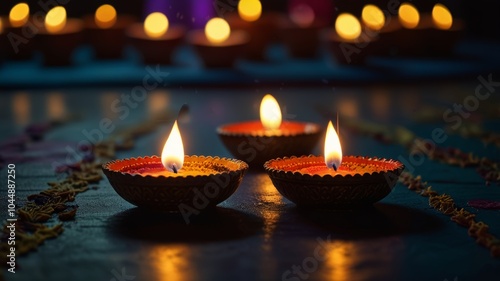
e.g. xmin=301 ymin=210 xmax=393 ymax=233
xmin=324 ymin=241 xmax=355 ymax=281
xmin=337 ymin=96 xmax=359 ymax=119
xmin=322 ymin=238 xmax=403 ymax=281
xmin=101 ymin=91 xmax=120 ymax=119
xmin=13 ymin=92 xmax=30 ymax=126
xmin=253 ymin=173 xmax=283 ymax=245
xmin=47 ymin=92 xmax=66 ymax=119
xmin=148 ymin=90 xmax=170 ymax=117
xmin=149 ymin=245 xmax=194 ymax=281
xmin=370 ymin=88 xmax=391 ymax=121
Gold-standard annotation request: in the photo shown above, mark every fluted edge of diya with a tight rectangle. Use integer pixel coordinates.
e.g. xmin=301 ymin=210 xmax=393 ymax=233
xmin=187 ymin=30 xmax=249 ymax=68
xmin=102 ymin=155 xmax=248 ymax=211
xmin=217 ymin=121 xmax=322 ymax=168
xmin=126 ymin=24 xmax=186 ymax=65
xmin=264 ymin=155 xmax=405 ymax=208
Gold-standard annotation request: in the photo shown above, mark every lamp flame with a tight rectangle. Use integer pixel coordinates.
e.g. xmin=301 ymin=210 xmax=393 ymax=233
xmin=45 ymin=6 xmax=66 ymax=34
xmin=260 ymin=94 xmax=282 ymax=130
xmin=432 ymin=3 xmax=452 ymax=30
xmin=161 ymin=120 xmax=184 ymax=173
xmin=238 ymin=0 xmax=262 ymax=22
xmin=362 ymin=4 xmax=385 ymax=31
xmin=324 ymin=120 xmax=342 ymax=171
xmin=144 ymin=12 xmax=169 ymax=38
xmin=9 ymin=3 xmax=30 ymax=28
xmin=95 ymin=4 xmax=117 ymax=29
xmin=398 ymin=3 xmax=420 ymax=29
xmin=335 ymin=13 xmax=362 ymax=40
xmin=205 ymin=17 xmax=230 ymax=44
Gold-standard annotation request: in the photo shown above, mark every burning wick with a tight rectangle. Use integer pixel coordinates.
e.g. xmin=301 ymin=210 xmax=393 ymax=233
xmin=172 ymin=164 xmax=178 ymax=174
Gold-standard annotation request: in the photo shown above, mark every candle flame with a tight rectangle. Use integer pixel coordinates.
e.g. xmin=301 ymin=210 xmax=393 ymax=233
xmin=205 ymin=17 xmax=230 ymax=44
xmin=0 ymin=17 xmax=3 ymax=33
xmin=432 ymin=3 xmax=452 ymax=30
xmin=362 ymin=4 xmax=385 ymax=31
xmin=335 ymin=13 xmax=362 ymax=40
xmin=260 ymin=94 xmax=282 ymax=130
xmin=238 ymin=0 xmax=262 ymax=22
xmin=9 ymin=3 xmax=30 ymax=28
xmin=290 ymin=4 xmax=315 ymax=28
xmin=398 ymin=3 xmax=420 ymax=29
xmin=45 ymin=6 xmax=66 ymax=34
xmin=144 ymin=12 xmax=169 ymax=38
xmin=324 ymin=120 xmax=342 ymax=171
xmin=95 ymin=4 xmax=117 ymax=29
xmin=161 ymin=120 xmax=184 ymax=173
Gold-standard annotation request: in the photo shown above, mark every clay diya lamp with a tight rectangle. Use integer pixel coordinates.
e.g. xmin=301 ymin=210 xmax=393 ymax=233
xmin=427 ymin=3 xmax=465 ymax=56
xmin=126 ymin=12 xmax=185 ymax=65
xmin=217 ymin=94 xmax=322 ymax=168
xmin=359 ymin=4 xmax=399 ymax=57
xmin=37 ymin=6 xmax=83 ymax=66
xmin=324 ymin=13 xmax=378 ymax=65
xmin=264 ymin=121 xmax=405 ymax=208
xmin=277 ymin=4 xmax=324 ymax=58
xmin=102 ymin=120 xmax=248 ymax=212
xmin=3 ymin=3 xmax=37 ymax=60
xmin=84 ymin=4 xmax=136 ymax=59
xmin=364 ymin=2 xmax=428 ymax=57
xmin=188 ymin=17 xmax=249 ymax=68
xmin=386 ymin=2 xmax=430 ymax=56
xmin=225 ymin=0 xmax=278 ymax=60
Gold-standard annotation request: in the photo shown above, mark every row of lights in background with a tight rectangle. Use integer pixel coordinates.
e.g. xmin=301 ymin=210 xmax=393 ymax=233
xmin=336 ymin=3 xmax=454 ymax=40
xmin=0 ymin=1 xmax=461 ymax=67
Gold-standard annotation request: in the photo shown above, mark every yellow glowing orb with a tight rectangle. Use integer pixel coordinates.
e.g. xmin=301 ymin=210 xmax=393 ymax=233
xmin=205 ymin=17 xmax=230 ymax=44
xmin=95 ymin=4 xmax=117 ymax=29
xmin=9 ymin=3 xmax=30 ymax=28
xmin=398 ymin=3 xmax=420 ymax=29
xmin=238 ymin=0 xmax=262 ymax=22
xmin=362 ymin=4 xmax=385 ymax=31
xmin=432 ymin=3 xmax=453 ymax=30
xmin=0 ymin=18 xmax=3 ymax=33
xmin=144 ymin=12 xmax=169 ymax=38
xmin=335 ymin=13 xmax=362 ymax=40
xmin=45 ymin=6 xmax=67 ymax=34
